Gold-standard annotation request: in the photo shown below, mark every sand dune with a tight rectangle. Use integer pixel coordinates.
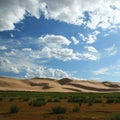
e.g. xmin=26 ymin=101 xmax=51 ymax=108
xmin=0 ymin=77 xmax=120 ymax=92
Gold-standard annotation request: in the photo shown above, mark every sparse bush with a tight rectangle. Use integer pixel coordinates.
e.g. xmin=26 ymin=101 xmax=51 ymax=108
xmin=106 ymin=98 xmax=115 ymax=103
xmin=36 ymin=97 xmax=45 ymax=101
xmin=95 ymin=98 xmax=102 ymax=103
xmin=23 ymin=97 xmax=30 ymax=101
xmin=0 ymin=97 xmax=3 ymax=101
xmin=9 ymin=98 xmax=14 ymax=102
xmin=109 ymin=114 xmax=120 ymax=120
xmin=52 ymin=106 xmax=67 ymax=114
xmin=87 ymin=98 xmax=94 ymax=106
xmin=115 ymin=98 xmax=120 ymax=103
xmin=29 ymin=99 xmax=46 ymax=107
xmin=10 ymin=104 xmax=19 ymax=113
xmin=47 ymin=98 xmax=52 ymax=102
xmin=67 ymin=97 xmax=85 ymax=103
xmin=53 ymin=98 xmax=60 ymax=102
xmin=72 ymin=106 xmax=80 ymax=112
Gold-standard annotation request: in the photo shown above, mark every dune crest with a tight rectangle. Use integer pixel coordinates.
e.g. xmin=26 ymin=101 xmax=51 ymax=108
xmin=0 ymin=77 xmax=120 ymax=92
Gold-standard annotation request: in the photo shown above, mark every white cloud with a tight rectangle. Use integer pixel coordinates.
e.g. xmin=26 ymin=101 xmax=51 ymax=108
xmin=24 ymin=66 xmax=69 ymax=79
xmin=79 ymin=31 xmax=100 ymax=44
xmin=39 ymin=34 xmax=71 ymax=47
xmin=5 ymin=49 xmax=17 ymax=56
xmin=0 ymin=0 xmax=40 ymax=31
xmin=94 ymin=68 xmax=109 ymax=75
xmin=1 ymin=0 xmax=120 ymax=31
xmin=104 ymin=44 xmax=117 ymax=56
xmin=0 ymin=56 xmax=69 ymax=78
xmin=3 ymin=35 xmax=99 ymax=62
xmin=85 ymin=46 xmax=98 ymax=53
xmin=10 ymin=67 xmax=19 ymax=74
xmin=71 ymin=36 xmax=79 ymax=45
xmin=38 ymin=34 xmax=99 ymax=61
xmin=38 ymin=34 xmax=81 ymax=61
xmin=22 ymin=48 xmax=32 ymax=52
xmin=0 ymin=46 xmax=7 ymax=50
xmin=81 ymin=53 xmax=98 ymax=61
xmin=0 ymin=57 xmax=19 ymax=74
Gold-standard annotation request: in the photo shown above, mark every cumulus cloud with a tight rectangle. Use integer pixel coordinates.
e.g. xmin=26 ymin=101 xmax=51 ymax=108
xmin=38 ymin=34 xmax=81 ymax=61
xmin=0 ymin=46 xmax=7 ymax=50
xmin=0 ymin=56 xmax=69 ymax=79
xmin=38 ymin=34 xmax=100 ymax=61
xmin=10 ymin=67 xmax=19 ymax=74
xmin=0 ymin=34 xmax=101 ymax=79
xmin=39 ymin=34 xmax=71 ymax=47
xmin=0 ymin=0 xmax=40 ymax=31
xmin=0 ymin=57 xmax=19 ymax=74
xmin=79 ymin=31 xmax=100 ymax=44
xmin=24 ymin=66 xmax=69 ymax=79
xmin=71 ymin=36 xmax=79 ymax=45
xmin=81 ymin=53 xmax=98 ymax=61
xmin=85 ymin=46 xmax=98 ymax=53
xmin=1 ymin=0 xmax=120 ymax=31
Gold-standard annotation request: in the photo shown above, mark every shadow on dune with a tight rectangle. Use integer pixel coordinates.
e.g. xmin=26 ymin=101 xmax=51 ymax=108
xmin=58 ymin=78 xmax=73 ymax=85
xmin=63 ymin=87 xmax=82 ymax=92
xmin=28 ymin=82 xmax=53 ymax=89
xmin=67 ymin=83 xmax=120 ymax=92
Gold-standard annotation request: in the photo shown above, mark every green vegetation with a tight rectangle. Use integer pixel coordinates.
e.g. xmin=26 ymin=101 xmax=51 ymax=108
xmin=0 ymin=97 xmax=3 ymax=101
xmin=0 ymin=91 xmax=120 ymax=120
xmin=0 ymin=91 xmax=120 ymax=100
xmin=53 ymin=98 xmax=60 ymax=102
xmin=29 ymin=99 xmax=46 ymax=107
xmin=47 ymin=98 xmax=52 ymax=102
xmin=9 ymin=98 xmax=14 ymax=102
xmin=72 ymin=105 xmax=80 ymax=112
xmin=23 ymin=97 xmax=30 ymax=101
xmin=10 ymin=104 xmax=19 ymax=113
xmin=52 ymin=106 xmax=67 ymax=114
xmin=109 ymin=114 xmax=120 ymax=120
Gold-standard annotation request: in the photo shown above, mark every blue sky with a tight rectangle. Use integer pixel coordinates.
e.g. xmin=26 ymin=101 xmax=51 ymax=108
xmin=0 ymin=0 xmax=120 ymax=82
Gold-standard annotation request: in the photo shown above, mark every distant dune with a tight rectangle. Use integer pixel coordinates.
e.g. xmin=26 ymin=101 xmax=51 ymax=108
xmin=0 ymin=77 xmax=120 ymax=92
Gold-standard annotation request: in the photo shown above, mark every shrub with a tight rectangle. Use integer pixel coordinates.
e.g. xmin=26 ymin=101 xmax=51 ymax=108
xmin=87 ymin=98 xmax=94 ymax=106
xmin=52 ymin=106 xmax=67 ymax=114
xmin=23 ymin=97 xmax=30 ymax=101
xmin=9 ymin=98 xmax=14 ymax=102
xmin=106 ymin=98 xmax=115 ymax=103
xmin=53 ymin=98 xmax=60 ymax=102
xmin=0 ymin=97 xmax=3 ymax=101
xmin=67 ymin=97 xmax=85 ymax=103
xmin=10 ymin=104 xmax=19 ymax=113
xmin=36 ymin=97 xmax=45 ymax=101
xmin=109 ymin=114 xmax=120 ymax=120
xmin=47 ymin=98 xmax=52 ymax=102
xmin=29 ymin=99 xmax=46 ymax=107
xmin=95 ymin=98 xmax=102 ymax=103
xmin=72 ymin=106 xmax=80 ymax=112
xmin=115 ymin=98 xmax=120 ymax=103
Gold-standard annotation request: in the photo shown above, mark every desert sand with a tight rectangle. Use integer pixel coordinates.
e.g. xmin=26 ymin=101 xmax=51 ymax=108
xmin=0 ymin=77 xmax=120 ymax=92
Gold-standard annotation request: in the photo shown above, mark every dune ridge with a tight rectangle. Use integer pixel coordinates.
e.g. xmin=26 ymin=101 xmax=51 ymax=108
xmin=0 ymin=77 xmax=120 ymax=92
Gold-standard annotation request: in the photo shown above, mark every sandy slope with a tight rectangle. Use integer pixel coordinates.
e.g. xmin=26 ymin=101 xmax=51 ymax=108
xmin=0 ymin=77 xmax=120 ymax=92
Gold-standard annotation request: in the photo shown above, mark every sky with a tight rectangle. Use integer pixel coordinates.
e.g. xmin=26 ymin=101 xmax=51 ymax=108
xmin=0 ymin=0 xmax=120 ymax=82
